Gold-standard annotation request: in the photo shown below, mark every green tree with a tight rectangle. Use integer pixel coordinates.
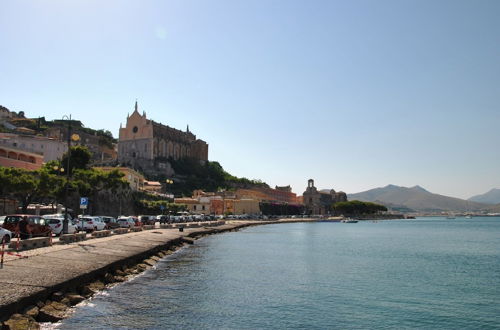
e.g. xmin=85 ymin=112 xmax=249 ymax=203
xmin=332 ymin=200 xmax=388 ymax=216
xmin=61 ymin=146 xmax=92 ymax=174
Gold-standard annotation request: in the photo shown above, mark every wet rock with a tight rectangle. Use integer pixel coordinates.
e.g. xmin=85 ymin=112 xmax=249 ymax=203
xmin=60 ymin=298 xmax=71 ymax=306
xmin=136 ymin=263 xmax=149 ymax=270
xmin=89 ymin=280 xmax=105 ymax=292
xmin=181 ymin=237 xmax=195 ymax=244
xmin=157 ymin=252 xmax=166 ymax=258
xmin=51 ymin=291 xmax=65 ymax=302
xmin=143 ymin=259 xmax=156 ymax=267
xmin=3 ymin=314 xmax=39 ymax=330
xmin=35 ymin=301 xmax=45 ymax=309
xmin=115 ymin=269 xmax=126 ymax=276
xmin=38 ymin=302 xmax=68 ymax=322
xmin=65 ymin=294 xmax=85 ymax=306
xmin=23 ymin=305 xmax=39 ymax=319
xmin=113 ymin=275 xmax=126 ymax=282
xmin=150 ymin=255 xmax=161 ymax=261
xmin=80 ymin=285 xmax=93 ymax=297
xmin=104 ymin=272 xmax=115 ymax=284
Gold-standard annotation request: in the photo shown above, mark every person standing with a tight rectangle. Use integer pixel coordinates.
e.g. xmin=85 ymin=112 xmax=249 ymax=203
xmin=17 ymin=216 xmax=31 ymax=240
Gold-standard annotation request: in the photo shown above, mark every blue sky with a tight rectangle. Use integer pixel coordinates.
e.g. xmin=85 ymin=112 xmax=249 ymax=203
xmin=1 ymin=0 xmax=499 ymax=199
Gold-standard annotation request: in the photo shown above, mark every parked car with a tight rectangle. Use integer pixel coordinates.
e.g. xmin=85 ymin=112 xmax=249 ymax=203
xmin=117 ymin=216 xmax=136 ymax=228
xmin=1 ymin=215 xmax=52 ymax=237
xmin=76 ymin=216 xmax=106 ymax=232
xmin=100 ymin=216 xmax=120 ymax=230
xmin=0 ymin=215 xmax=5 ymax=226
xmin=44 ymin=218 xmax=78 ymax=236
xmin=156 ymin=215 xmax=169 ymax=224
xmin=0 ymin=227 xmax=12 ymax=243
xmin=139 ymin=215 xmax=156 ymax=225
xmin=44 ymin=213 xmax=73 ymax=221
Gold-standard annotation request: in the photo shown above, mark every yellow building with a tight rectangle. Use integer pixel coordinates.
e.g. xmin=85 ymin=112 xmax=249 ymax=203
xmin=233 ymin=199 xmax=260 ymax=215
xmin=174 ymin=197 xmax=211 ymax=214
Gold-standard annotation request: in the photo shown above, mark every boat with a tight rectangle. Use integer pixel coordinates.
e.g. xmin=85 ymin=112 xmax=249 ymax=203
xmin=465 ymin=215 xmax=472 ymax=219
xmin=341 ymin=219 xmax=358 ymax=223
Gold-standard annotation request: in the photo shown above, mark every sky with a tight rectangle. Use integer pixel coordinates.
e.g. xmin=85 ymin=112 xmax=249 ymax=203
xmin=1 ymin=0 xmax=499 ymax=199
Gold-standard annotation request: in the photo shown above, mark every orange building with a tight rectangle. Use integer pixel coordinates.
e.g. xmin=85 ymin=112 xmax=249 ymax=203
xmin=0 ymin=146 xmax=43 ymax=170
xmin=236 ymin=187 xmax=298 ymax=204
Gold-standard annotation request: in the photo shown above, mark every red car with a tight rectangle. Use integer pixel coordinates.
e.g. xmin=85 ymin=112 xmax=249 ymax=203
xmin=1 ymin=214 xmax=52 ymax=238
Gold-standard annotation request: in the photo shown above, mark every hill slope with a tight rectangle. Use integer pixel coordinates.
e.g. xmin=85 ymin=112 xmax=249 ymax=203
xmin=468 ymin=188 xmax=500 ymax=204
xmin=348 ymin=184 xmax=489 ymax=213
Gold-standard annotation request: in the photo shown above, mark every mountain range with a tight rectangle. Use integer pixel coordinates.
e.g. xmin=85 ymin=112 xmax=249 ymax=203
xmin=468 ymin=188 xmax=500 ymax=205
xmin=348 ymin=184 xmax=498 ymax=213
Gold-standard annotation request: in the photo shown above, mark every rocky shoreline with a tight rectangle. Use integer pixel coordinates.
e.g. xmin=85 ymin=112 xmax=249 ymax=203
xmin=1 ymin=220 xmax=297 ymax=329
xmin=3 ymin=241 xmax=187 ymax=329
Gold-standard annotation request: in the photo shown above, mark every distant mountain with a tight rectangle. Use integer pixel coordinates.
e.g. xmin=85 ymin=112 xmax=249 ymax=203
xmin=468 ymin=188 xmax=500 ymax=205
xmin=348 ymin=184 xmax=489 ymax=213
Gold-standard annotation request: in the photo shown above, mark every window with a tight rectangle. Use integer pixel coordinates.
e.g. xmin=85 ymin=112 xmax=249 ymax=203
xmin=193 ymin=205 xmax=197 ymax=210
xmin=202 ymin=205 xmax=205 ymax=211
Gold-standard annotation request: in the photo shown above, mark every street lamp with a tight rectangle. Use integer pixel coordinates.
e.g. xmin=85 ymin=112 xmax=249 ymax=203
xmin=61 ymin=115 xmax=76 ymax=235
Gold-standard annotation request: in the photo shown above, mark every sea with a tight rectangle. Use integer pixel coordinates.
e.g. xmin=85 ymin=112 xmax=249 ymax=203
xmin=54 ymin=217 xmax=500 ymax=329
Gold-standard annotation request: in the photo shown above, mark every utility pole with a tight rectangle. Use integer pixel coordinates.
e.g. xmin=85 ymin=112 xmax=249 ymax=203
xmin=62 ymin=115 xmax=72 ymax=234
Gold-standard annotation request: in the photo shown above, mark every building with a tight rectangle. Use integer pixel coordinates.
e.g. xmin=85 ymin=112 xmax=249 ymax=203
xmin=181 ymin=190 xmax=260 ymax=215
xmin=117 ymin=101 xmax=208 ymax=176
xmin=234 ymin=199 xmax=260 ymax=215
xmin=235 ymin=187 xmax=298 ymax=204
xmin=302 ymin=179 xmax=347 ymax=215
xmin=45 ymin=125 xmax=116 ymax=164
xmin=0 ymin=145 xmax=44 ymax=170
xmin=143 ymin=180 xmax=162 ymax=193
xmin=174 ymin=197 xmax=211 ymax=214
xmin=95 ymin=167 xmax=145 ymax=191
xmin=0 ymin=133 xmax=67 ymax=162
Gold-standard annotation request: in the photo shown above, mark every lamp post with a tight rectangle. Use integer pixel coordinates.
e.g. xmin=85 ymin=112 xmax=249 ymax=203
xmin=61 ymin=115 xmax=75 ymax=234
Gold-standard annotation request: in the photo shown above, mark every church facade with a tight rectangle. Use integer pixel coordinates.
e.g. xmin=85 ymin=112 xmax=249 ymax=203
xmin=302 ymin=179 xmax=348 ymax=215
xmin=118 ymin=102 xmax=208 ymax=175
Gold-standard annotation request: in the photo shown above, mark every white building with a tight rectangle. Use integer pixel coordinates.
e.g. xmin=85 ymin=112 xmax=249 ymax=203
xmin=0 ymin=133 xmax=67 ymax=162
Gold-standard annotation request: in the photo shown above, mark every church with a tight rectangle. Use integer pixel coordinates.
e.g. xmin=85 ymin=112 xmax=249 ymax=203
xmin=302 ymin=179 xmax=347 ymax=215
xmin=117 ymin=101 xmax=208 ymax=175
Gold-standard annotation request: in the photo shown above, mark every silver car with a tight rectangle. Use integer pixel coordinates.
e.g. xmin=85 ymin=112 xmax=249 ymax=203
xmin=0 ymin=227 xmax=12 ymax=243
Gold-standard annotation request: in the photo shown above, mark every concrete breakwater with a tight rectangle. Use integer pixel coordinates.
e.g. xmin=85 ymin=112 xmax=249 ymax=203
xmin=0 ymin=220 xmax=276 ymax=327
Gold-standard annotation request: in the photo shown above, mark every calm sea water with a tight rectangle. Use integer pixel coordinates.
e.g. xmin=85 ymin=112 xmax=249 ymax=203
xmin=56 ymin=217 xmax=500 ymax=329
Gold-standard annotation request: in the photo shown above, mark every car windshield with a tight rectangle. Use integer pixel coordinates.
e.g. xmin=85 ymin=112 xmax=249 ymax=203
xmin=31 ymin=217 xmax=45 ymax=225
xmin=46 ymin=219 xmax=61 ymax=224
xmin=5 ymin=216 xmax=23 ymax=223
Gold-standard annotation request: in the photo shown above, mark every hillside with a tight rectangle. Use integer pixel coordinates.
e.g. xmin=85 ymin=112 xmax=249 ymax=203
xmin=468 ymin=188 xmax=500 ymax=204
xmin=348 ymin=184 xmax=489 ymax=213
